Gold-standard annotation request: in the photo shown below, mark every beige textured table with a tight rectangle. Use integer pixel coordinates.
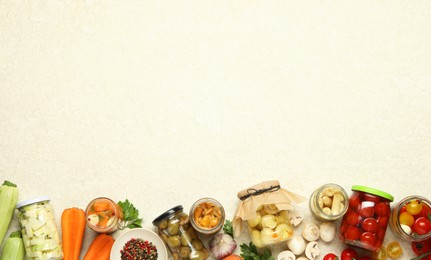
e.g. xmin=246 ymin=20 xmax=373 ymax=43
xmin=1 ymin=1 xmax=431 ymax=259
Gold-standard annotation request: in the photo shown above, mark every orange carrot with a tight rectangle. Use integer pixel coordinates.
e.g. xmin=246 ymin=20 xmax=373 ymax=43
xmin=93 ymin=202 xmax=110 ymax=212
xmin=83 ymin=233 xmax=114 ymax=260
xmin=61 ymin=208 xmax=86 ymax=260
xmin=223 ymin=255 xmax=243 ymax=260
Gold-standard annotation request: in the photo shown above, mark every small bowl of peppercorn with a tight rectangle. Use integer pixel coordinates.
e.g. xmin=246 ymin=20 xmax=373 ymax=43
xmin=110 ymin=228 xmax=168 ymax=260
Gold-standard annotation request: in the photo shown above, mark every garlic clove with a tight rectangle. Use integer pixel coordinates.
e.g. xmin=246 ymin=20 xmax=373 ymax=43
xmin=401 ymin=224 xmax=412 ymax=235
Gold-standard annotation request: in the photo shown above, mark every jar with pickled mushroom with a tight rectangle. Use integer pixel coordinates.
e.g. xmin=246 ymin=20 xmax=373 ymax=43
xmin=153 ymin=205 xmax=210 ymax=260
xmin=309 ymin=183 xmax=349 ymax=221
xmin=190 ymin=197 xmax=225 ymax=235
xmin=233 ymin=180 xmax=305 ymax=248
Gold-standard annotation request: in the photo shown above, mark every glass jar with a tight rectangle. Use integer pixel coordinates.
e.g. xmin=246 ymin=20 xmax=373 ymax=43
xmin=16 ymin=196 xmax=63 ymax=260
xmin=190 ymin=197 xmax=225 ymax=235
xmin=85 ymin=197 xmax=123 ymax=233
xmin=339 ymin=185 xmax=394 ymax=252
xmin=246 ymin=204 xmax=294 ymax=248
xmin=309 ymin=183 xmax=349 ymax=221
xmin=390 ymin=195 xmax=431 ymax=242
xmin=153 ymin=205 xmax=210 ymax=260
xmin=234 ymin=181 xmax=303 ymax=248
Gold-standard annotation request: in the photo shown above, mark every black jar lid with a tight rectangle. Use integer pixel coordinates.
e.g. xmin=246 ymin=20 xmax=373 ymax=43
xmin=152 ymin=205 xmax=183 ymax=226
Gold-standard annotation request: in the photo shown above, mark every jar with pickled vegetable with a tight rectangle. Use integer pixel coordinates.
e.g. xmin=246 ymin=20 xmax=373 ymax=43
xmin=339 ymin=185 xmax=394 ymax=252
xmin=233 ymin=180 xmax=305 ymax=248
xmin=309 ymin=183 xmax=349 ymax=221
xmin=153 ymin=205 xmax=210 ymax=260
xmin=390 ymin=195 xmax=431 ymax=242
xmin=16 ymin=196 xmax=63 ymax=260
xmin=85 ymin=197 xmax=123 ymax=233
xmin=190 ymin=197 xmax=225 ymax=235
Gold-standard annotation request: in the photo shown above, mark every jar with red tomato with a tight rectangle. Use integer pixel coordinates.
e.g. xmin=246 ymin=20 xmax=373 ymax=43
xmin=339 ymin=185 xmax=394 ymax=252
xmin=390 ymin=195 xmax=431 ymax=242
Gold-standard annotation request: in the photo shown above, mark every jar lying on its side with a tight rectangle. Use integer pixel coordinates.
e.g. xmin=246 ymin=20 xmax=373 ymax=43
xmin=390 ymin=195 xmax=431 ymax=242
xmin=16 ymin=196 xmax=63 ymax=260
xmin=153 ymin=205 xmax=210 ymax=260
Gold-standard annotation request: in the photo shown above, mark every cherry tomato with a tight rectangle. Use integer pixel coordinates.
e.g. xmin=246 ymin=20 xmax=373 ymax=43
xmin=399 ymin=211 xmax=415 ymax=226
xmin=323 ymin=253 xmax=339 ymax=260
xmin=407 ymin=199 xmax=424 ymax=216
xmin=346 ymin=211 xmax=360 ymax=226
xmin=361 ymin=218 xmax=379 ymax=233
xmin=418 ymin=204 xmax=431 ymax=220
xmin=375 ymin=202 xmax=390 ymax=217
xmin=360 ymin=204 xmax=375 ymax=218
xmin=341 ymin=248 xmax=358 ymax=260
xmin=413 ymin=217 xmax=431 ymax=235
xmin=412 ymin=238 xmax=431 ymax=256
xmin=364 ymin=193 xmax=380 ymax=203
xmin=344 ymin=226 xmax=361 ymax=241
xmin=386 ymin=241 xmax=403 ymax=259
xmin=349 ymin=193 xmax=361 ymax=208
xmin=376 ymin=246 xmax=387 ymax=260
xmin=377 ymin=216 xmax=389 ymax=228
xmin=361 ymin=231 xmax=377 ymax=248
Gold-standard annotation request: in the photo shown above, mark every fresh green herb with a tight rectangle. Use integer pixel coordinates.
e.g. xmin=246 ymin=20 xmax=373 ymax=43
xmin=117 ymin=199 xmax=143 ymax=229
xmin=223 ymin=220 xmax=234 ymax=238
xmin=2 ymin=181 xmax=17 ymax=187
xmin=411 ymin=252 xmax=431 ymax=260
xmin=240 ymin=242 xmax=274 ymax=260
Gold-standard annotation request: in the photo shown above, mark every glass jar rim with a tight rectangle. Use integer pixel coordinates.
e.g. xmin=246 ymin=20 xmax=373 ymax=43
xmin=352 ymin=185 xmax=394 ymax=201
xmin=16 ymin=196 xmax=50 ymax=209
xmin=312 ymin=184 xmax=349 ymax=219
xmin=189 ymin=198 xmax=225 ymax=234
xmin=152 ymin=205 xmax=184 ymax=226
xmin=392 ymin=195 xmax=431 ymax=241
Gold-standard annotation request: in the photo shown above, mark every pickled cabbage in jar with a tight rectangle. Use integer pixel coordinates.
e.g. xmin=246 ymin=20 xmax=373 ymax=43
xmin=16 ymin=197 xmax=63 ymax=260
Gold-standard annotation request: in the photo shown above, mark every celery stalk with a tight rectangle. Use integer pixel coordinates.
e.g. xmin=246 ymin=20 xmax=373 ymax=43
xmin=0 ymin=231 xmax=25 ymax=260
xmin=0 ymin=180 xmax=19 ymax=244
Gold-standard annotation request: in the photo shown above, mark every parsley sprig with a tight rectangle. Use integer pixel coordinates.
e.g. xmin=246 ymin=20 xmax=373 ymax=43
xmin=223 ymin=220 xmax=234 ymax=238
xmin=117 ymin=199 xmax=143 ymax=229
xmin=240 ymin=242 xmax=275 ymax=260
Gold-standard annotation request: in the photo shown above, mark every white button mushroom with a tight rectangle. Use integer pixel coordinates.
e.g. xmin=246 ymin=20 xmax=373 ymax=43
xmin=277 ymin=250 xmax=296 ymax=260
xmin=302 ymin=223 xmax=320 ymax=241
xmin=287 ymin=211 xmax=304 ymax=227
xmin=319 ymin=222 xmax=336 ymax=242
xmin=305 ymin=241 xmax=320 ymax=260
xmin=287 ymin=235 xmax=306 ymax=256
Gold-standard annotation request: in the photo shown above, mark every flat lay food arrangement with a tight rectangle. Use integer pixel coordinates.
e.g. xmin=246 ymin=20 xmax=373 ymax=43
xmin=1 ymin=180 xmax=431 ymax=260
